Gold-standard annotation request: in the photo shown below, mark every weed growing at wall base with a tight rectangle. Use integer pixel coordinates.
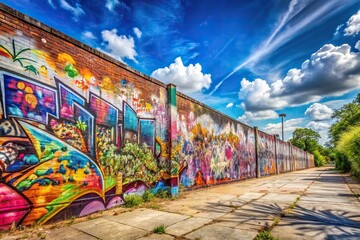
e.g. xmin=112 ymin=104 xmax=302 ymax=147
xmin=124 ymin=195 xmax=143 ymax=208
xmin=153 ymin=225 xmax=166 ymax=234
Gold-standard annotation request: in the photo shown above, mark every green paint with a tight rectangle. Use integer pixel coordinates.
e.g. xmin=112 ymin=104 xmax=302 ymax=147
xmin=167 ymin=86 xmax=177 ymax=107
xmin=64 ymin=64 xmax=79 ymax=78
xmin=16 ymin=179 xmax=33 ymax=191
xmin=105 ymin=175 xmax=116 ymax=190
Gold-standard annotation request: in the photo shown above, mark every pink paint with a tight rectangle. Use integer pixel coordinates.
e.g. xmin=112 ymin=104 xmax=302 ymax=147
xmin=106 ymin=196 xmax=124 ymax=209
xmin=79 ymin=200 xmax=105 ymax=217
xmin=0 ymin=183 xmax=31 ymax=230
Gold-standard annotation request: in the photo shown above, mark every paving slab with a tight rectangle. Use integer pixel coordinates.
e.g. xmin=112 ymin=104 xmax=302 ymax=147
xmin=112 ymin=211 xmax=190 ymax=231
xmin=46 ymin=227 xmax=98 ymax=240
xmin=104 ymin=208 xmax=166 ymax=223
xmin=72 ymin=219 xmax=147 ymax=240
xmin=165 ymin=217 xmax=212 ymax=236
xmin=193 ymin=205 xmax=233 ymax=219
xmin=272 ymin=219 xmax=360 ymax=240
xmin=184 ymin=222 xmax=258 ymax=240
xmin=136 ymin=233 xmax=175 ymax=240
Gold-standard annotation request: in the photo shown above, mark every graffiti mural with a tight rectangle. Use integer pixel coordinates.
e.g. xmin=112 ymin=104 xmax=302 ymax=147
xmin=258 ymin=131 xmax=276 ymax=176
xmin=0 ymin=8 xmax=315 ymax=231
xmin=0 ymin=29 xmax=170 ymax=230
xmin=175 ymin=96 xmax=256 ymax=188
xmin=275 ymin=139 xmax=291 ymax=173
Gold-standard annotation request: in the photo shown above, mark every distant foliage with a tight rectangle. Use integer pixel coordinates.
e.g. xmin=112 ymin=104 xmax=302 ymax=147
xmin=313 ymin=150 xmax=325 ymax=167
xmin=329 ymin=94 xmax=360 ymax=174
xmin=289 ymin=128 xmax=321 ymax=153
xmin=336 ymin=126 xmax=360 ymax=177
xmin=289 ymin=128 xmax=326 ymax=167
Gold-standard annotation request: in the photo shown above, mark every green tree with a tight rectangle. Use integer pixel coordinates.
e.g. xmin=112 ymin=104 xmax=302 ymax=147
xmin=336 ymin=126 xmax=360 ymax=176
xmin=289 ymin=128 xmax=321 ymax=153
xmin=329 ymin=94 xmax=360 ymax=145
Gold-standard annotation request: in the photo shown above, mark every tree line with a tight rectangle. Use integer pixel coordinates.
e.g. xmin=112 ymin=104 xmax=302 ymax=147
xmin=289 ymin=93 xmax=360 ymax=177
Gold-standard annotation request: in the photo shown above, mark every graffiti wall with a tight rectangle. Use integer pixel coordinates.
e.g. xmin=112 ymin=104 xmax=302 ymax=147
xmin=0 ymin=7 xmax=172 ymax=230
xmin=258 ymin=131 xmax=276 ymax=176
xmin=0 ymin=4 xmax=314 ymax=230
xmin=175 ymin=94 xmax=256 ymax=188
xmin=275 ymin=139 xmax=291 ymax=173
xmin=291 ymin=146 xmax=307 ymax=170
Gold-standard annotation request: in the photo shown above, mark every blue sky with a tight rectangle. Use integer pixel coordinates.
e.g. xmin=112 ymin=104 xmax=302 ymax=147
xmin=1 ymin=0 xmax=360 ymax=143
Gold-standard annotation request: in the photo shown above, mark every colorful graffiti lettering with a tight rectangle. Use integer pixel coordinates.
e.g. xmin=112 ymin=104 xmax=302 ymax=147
xmin=0 ymin=31 xmax=171 ymax=230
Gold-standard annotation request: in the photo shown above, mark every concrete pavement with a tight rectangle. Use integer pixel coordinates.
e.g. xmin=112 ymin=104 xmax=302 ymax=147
xmin=2 ymin=167 xmax=359 ymax=240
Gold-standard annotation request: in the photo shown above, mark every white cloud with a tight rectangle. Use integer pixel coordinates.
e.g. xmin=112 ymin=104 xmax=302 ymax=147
xmin=105 ymin=0 xmax=119 ymax=11
xmin=238 ymin=110 xmax=278 ymax=123
xmin=226 ymin=103 xmax=234 ymax=108
xmin=101 ymin=29 xmax=137 ymax=63
xmin=133 ymin=27 xmax=142 ymax=39
xmin=306 ymin=121 xmax=331 ymax=131
xmin=82 ymin=31 xmax=97 ymax=40
xmin=59 ymin=0 xmax=85 ymax=21
xmin=210 ymin=0 xmax=352 ymax=95
xmin=344 ymin=10 xmax=360 ymax=36
xmin=239 ymin=44 xmax=360 ymax=111
xmin=305 ymin=103 xmax=333 ymax=121
xmin=151 ymin=57 xmax=211 ymax=94
xmin=263 ymin=118 xmax=305 ymax=136
xmin=356 ymin=40 xmax=360 ymax=50
xmin=306 ymin=121 xmax=332 ymax=144
xmin=333 ymin=24 xmax=344 ymax=37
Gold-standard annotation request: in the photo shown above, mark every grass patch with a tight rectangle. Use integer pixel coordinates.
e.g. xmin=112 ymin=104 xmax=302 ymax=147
xmin=155 ymin=189 xmax=171 ymax=199
xmin=124 ymin=194 xmax=143 ymax=208
xmin=255 ymin=230 xmax=278 ymax=240
xmin=142 ymin=190 xmax=155 ymax=202
xmin=153 ymin=225 xmax=166 ymax=234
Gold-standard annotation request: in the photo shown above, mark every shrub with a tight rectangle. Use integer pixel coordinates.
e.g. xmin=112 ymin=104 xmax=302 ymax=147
xmin=334 ymin=151 xmax=352 ymax=173
xmin=142 ymin=190 xmax=154 ymax=202
xmin=337 ymin=126 xmax=360 ymax=176
xmin=124 ymin=194 xmax=143 ymax=208
xmin=313 ymin=149 xmax=325 ymax=167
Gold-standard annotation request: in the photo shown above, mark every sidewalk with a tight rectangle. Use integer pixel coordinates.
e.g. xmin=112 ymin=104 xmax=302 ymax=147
xmin=2 ymin=167 xmax=360 ymax=240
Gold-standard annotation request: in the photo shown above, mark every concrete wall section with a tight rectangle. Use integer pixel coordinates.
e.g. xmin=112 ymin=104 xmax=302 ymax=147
xmin=258 ymin=131 xmax=276 ymax=176
xmin=176 ymin=94 xmax=256 ymax=188
xmin=275 ymin=139 xmax=291 ymax=174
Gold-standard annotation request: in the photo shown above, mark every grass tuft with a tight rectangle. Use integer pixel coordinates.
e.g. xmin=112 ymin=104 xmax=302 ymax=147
xmin=255 ymin=230 xmax=278 ymax=240
xmin=153 ymin=225 xmax=166 ymax=234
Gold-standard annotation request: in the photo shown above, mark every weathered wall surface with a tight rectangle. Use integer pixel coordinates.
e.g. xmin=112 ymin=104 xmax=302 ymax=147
xmin=0 ymin=5 xmax=172 ymax=230
xmin=176 ymin=94 xmax=256 ymax=188
xmin=0 ymin=4 xmax=314 ymax=230
xmin=258 ymin=131 xmax=277 ymax=176
xmin=275 ymin=139 xmax=291 ymax=173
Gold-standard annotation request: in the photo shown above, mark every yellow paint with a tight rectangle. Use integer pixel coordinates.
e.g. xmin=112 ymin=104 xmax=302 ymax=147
xmin=24 ymin=86 xmax=33 ymax=94
xmin=145 ymin=103 xmax=153 ymax=111
xmin=80 ymin=68 xmax=94 ymax=82
xmin=17 ymin=82 xmax=25 ymax=90
xmin=57 ymin=53 xmax=76 ymax=64
xmin=39 ymin=65 xmax=48 ymax=77
xmin=25 ymin=94 xmax=38 ymax=109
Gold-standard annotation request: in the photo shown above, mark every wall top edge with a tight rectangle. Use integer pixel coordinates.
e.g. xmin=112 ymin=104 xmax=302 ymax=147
xmin=0 ymin=2 xmax=167 ymax=89
xmin=176 ymin=91 xmax=254 ymax=130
